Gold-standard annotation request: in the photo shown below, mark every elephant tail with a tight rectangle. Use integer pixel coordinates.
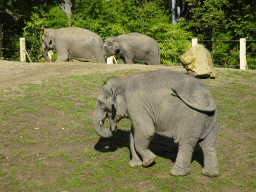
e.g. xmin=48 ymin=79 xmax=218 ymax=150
xmin=171 ymin=80 xmax=216 ymax=112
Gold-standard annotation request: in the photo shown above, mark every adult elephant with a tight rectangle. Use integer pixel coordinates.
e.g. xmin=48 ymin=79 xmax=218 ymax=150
xmin=42 ymin=27 xmax=105 ymax=63
xmin=104 ymin=33 xmax=160 ymax=65
xmin=93 ymin=70 xmax=219 ymax=177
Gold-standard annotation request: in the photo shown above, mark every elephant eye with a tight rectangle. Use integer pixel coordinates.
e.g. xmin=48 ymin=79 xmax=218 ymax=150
xmin=98 ymin=100 xmax=105 ymax=109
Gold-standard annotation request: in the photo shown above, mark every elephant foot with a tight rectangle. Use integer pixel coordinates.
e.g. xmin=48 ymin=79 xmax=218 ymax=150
xmin=202 ymin=167 xmax=219 ymax=177
xmin=129 ymin=158 xmax=143 ymax=167
xmin=142 ymin=153 xmax=156 ymax=167
xmin=170 ymin=164 xmax=190 ymax=176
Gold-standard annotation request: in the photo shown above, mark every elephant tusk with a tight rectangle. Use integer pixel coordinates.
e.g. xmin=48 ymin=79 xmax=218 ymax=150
xmin=99 ymin=120 xmax=104 ymax=125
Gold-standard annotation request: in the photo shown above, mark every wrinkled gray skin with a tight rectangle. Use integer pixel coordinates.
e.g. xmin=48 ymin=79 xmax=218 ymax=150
xmin=104 ymin=33 xmax=160 ymax=65
xmin=93 ymin=70 xmax=219 ymax=177
xmin=42 ymin=27 xmax=105 ymax=63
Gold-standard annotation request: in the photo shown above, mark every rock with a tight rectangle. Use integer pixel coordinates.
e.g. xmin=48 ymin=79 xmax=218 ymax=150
xmin=179 ymin=44 xmax=216 ymax=78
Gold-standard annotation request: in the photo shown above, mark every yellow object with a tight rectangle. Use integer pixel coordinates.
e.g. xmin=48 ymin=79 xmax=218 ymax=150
xmin=179 ymin=44 xmax=216 ymax=78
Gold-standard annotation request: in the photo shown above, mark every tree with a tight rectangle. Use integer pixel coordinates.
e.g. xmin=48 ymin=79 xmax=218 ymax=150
xmin=183 ymin=0 xmax=256 ymax=68
xmin=0 ymin=0 xmax=70 ymax=61
xmin=58 ymin=0 xmax=72 ymax=26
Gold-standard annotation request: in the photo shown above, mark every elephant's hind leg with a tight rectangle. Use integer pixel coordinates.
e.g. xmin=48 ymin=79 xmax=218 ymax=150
xmin=199 ymin=124 xmax=219 ymax=177
xmin=170 ymin=136 xmax=199 ymax=176
xmin=170 ymin=143 xmax=194 ymax=176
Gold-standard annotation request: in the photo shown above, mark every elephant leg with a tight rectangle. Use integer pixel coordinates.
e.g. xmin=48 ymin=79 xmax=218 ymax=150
xmin=119 ymin=55 xmax=125 ymax=64
xmin=90 ymin=54 xmax=98 ymax=63
xmin=133 ymin=119 xmax=156 ymax=167
xmin=147 ymin=55 xmax=160 ymax=65
xmin=170 ymin=138 xmax=198 ymax=176
xmin=124 ymin=57 xmax=133 ymax=64
xmin=129 ymin=125 xmax=143 ymax=167
xmin=199 ymin=124 xmax=219 ymax=177
xmin=122 ymin=50 xmax=133 ymax=64
xmin=56 ymin=48 xmax=68 ymax=62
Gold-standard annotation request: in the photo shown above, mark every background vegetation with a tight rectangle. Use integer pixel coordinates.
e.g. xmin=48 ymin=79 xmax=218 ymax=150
xmin=0 ymin=0 xmax=255 ymax=68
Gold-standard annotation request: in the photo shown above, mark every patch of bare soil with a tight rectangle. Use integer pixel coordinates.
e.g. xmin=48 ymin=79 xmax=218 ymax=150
xmin=1 ymin=60 xmax=256 ymax=191
xmin=0 ymin=60 xmax=186 ymax=89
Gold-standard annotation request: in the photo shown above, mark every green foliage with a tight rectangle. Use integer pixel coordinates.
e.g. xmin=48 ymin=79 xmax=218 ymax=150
xmin=23 ymin=5 xmax=69 ymax=62
xmin=147 ymin=21 xmax=192 ymax=65
xmin=184 ymin=0 xmax=256 ymax=69
xmin=1 ymin=0 xmax=256 ymax=68
xmin=72 ymin=0 xmax=192 ymax=65
xmin=72 ymin=0 xmax=143 ymax=38
xmin=0 ymin=0 xmax=66 ymax=61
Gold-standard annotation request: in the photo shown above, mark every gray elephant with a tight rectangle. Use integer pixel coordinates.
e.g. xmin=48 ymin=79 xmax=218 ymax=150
xmin=104 ymin=33 xmax=160 ymax=65
xmin=93 ymin=70 xmax=219 ymax=177
xmin=42 ymin=27 xmax=105 ymax=63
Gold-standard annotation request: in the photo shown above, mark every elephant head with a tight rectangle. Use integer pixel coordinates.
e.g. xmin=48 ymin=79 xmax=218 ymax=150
xmin=42 ymin=29 xmax=56 ymax=62
xmin=42 ymin=29 xmax=56 ymax=49
xmin=93 ymin=78 xmax=128 ymax=138
xmin=104 ymin=37 xmax=121 ymax=57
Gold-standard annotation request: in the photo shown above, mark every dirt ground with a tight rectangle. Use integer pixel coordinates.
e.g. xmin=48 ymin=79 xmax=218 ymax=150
xmin=0 ymin=60 xmax=188 ymax=89
xmin=1 ymin=60 xmax=256 ymax=191
xmin=2 ymin=60 xmax=256 ymax=90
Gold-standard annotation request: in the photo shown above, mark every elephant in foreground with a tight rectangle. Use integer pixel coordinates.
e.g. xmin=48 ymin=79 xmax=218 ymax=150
xmin=42 ymin=27 xmax=105 ymax=63
xmin=104 ymin=33 xmax=160 ymax=65
xmin=93 ymin=70 xmax=219 ymax=177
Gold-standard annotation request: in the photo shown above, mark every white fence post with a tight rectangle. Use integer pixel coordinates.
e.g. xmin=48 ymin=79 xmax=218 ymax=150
xmin=240 ymin=38 xmax=247 ymax=70
xmin=107 ymin=56 xmax=117 ymax=64
xmin=192 ymin=38 xmax=198 ymax=47
xmin=48 ymin=50 xmax=53 ymax=61
xmin=20 ymin=38 xmax=26 ymax=62
xmin=107 ymin=56 xmax=114 ymax=64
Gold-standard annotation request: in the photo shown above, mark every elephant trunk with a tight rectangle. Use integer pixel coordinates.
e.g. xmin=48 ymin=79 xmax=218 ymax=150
xmin=93 ymin=107 xmax=114 ymax=138
xmin=42 ymin=42 xmax=51 ymax=62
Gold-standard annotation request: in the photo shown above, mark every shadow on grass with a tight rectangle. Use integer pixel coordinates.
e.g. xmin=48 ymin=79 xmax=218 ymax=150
xmin=94 ymin=129 xmax=204 ymax=167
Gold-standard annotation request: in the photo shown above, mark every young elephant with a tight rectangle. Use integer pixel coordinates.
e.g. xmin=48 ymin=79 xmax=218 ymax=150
xmin=104 ymin=33 xmax=160 ymax=65
xmin=93 ymin=70 xmax=219 ymax=177
xmin=42 ymin=27 xmax=105 ymax=63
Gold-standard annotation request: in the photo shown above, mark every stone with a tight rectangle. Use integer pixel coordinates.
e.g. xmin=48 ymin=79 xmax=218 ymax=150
xmin=179 ymin=44 xmax=216 ymax=78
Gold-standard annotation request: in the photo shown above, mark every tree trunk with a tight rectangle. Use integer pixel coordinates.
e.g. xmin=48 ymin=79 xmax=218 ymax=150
xmin=0 ymin=24 xmax=3 ymax=59
xmin=172 ymin=0 xmax=176 ymax=23
xmin=58 ymin=0 xmax=72 ymax=27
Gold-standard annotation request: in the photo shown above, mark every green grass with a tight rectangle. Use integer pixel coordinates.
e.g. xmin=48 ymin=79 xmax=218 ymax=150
xmin=0 ymin=69 xmax=255 ymax=191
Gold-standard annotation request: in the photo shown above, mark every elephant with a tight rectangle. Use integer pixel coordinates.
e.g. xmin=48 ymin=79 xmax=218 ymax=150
xmin=104 ymin=32 xmax=160 ymax=65
xmin=42 ymin=27 xmax=105 ymax=63
xmin=93 ymin=70 xmax=219 ymax=177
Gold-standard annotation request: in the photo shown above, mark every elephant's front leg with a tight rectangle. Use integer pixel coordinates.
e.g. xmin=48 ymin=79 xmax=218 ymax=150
xmin=56 ymin=48 xmax=69 ymax=62
xmin=170 ymin=138 xmax=198 ymax=176
xmin=129 ymin=125 xmax=143 ymax=167
xmin=133 ymin=120 xmax=156 ymax=167
xmin=119 ymin=55 xmax=126 ymax=64
xmin=122 ymin=50 xmax=133 ymax=64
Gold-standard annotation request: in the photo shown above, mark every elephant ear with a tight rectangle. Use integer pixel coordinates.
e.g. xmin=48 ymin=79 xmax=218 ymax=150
xmin=47 ymin=36 xmax=55 ymax=49
xmin=112 ymin=92 xmax=127 ymax=117
xmin=112 ymin=41 xmax=120 ymax=54
xmin=43 ymin=31 xmax=55 ymax=49
xmin=172 ymin=78 xmax=216 ymax=112
xmin=115 ymin=95 xmax=127 ymax=117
